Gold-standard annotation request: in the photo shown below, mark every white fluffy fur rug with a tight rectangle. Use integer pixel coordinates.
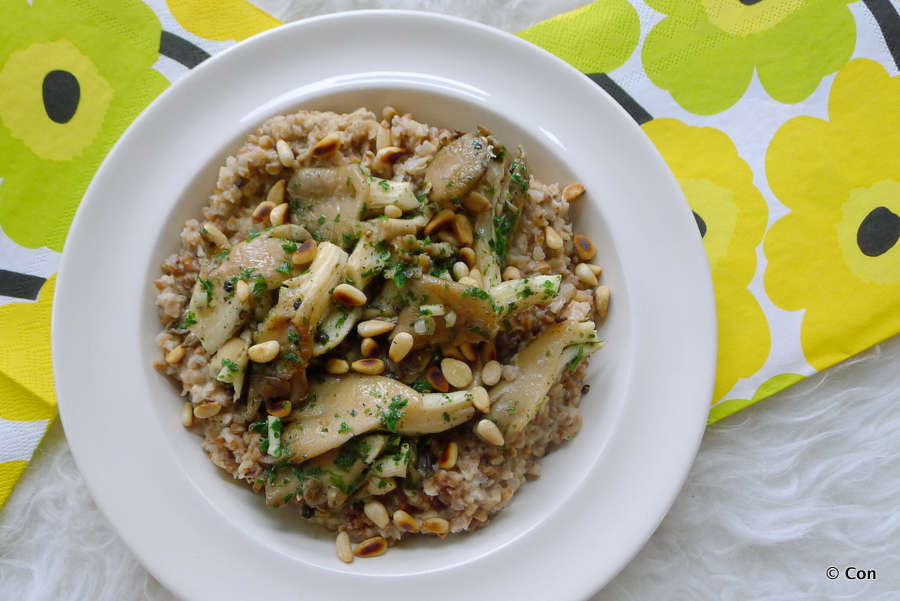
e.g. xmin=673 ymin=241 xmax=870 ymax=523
xmin=3 ymin=2 xmax=899 ymax=599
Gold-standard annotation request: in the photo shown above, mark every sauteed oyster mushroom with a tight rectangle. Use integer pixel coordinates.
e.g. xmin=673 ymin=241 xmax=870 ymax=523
xmin=154 ymin=108 xmax=609 ymax=561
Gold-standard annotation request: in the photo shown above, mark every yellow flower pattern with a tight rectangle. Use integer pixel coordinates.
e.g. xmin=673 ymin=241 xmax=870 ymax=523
xmin=644 ymin=119 xmax=770 ymax=403
xmin=765 ymin=59 xmax=900 ymax=370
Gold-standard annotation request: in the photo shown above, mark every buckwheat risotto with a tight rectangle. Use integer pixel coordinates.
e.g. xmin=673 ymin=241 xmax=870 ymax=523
xmin=153 ymin=108 xmax=610 ymax=561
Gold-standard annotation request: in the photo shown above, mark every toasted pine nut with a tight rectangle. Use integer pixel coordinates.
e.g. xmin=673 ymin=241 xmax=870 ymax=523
xmin=481 ymin=340 xmax=497 ymax=363
xmin=200 ymin=223 xmax=229 ymax=250
xmin=325 ymin=358 xmax=350 ymax=374
xmin=389 ymin=332 xmax=414 ymax=362
xmin=333 ymin=283 xmax=367 ymax=306
xmin=251 ymin=200 xmax=275 ymax=224
xmin=441 ymin=345 xmax=465 ymax=361
xmin=459 ymin=342 xmax=478 ymax=362
xmin=180 ymin=401 xmax=194 ymax=427
xmin=545 ymin=226 xmax=564 ymax=250
xmin=472 ymin=386 xmax=490 ymax=412
xmin=573 ymin=234 xmax=596 ymax=261
xmin=267 ymin=180 xmax=286 ymax=205
xmin=452 ymin=261 xmax=470 ymax=281
xmin=575 ymin=262 xmax=599 ymax=286
xmin=441 ymin=358 xmax=473 ymax=388
xmin=336 ymin=531 xmax=354 ymax=563
xmin=382 ymin=106 xmax=398 ymax=122
xmin=193 ymin=401 xmax=222 ymax=420
xmin=595 ymin=285 xmax=610 ymax=317
xmin=588 ymin=263 xmax=603 ymax=276
xmin=360 ymin=337 xmax=380 ymax=357
xmin=393 ymin=510 xmax=420 ymax=533
xmin=457 ymin=276 xmax=479 ymax=287
xmin=574 ymin=290 xmax=591 ymax=303
xmin=312 ymin=133 xmax=341 ymax=156
xmin=438 ymin=441 xmax=458 ymax=470
xmin=249 ymin=340 xmax=280 ymax=363
xmin=452 ymin=214 xmax=474 ymax=247
xmin=354 ymin=536 xmax=387 ymax=558
xmin=292 ymin=239 xmax=318 ymax=265
xmin=458 ymin=246 xmax=476 ymax=268
xmin=276 ymin=139 xmax=295 ymax=167
xmin=375 ymin=145 xmax=407 ymax=165
xmin=425 ymin=209 xmax=456 ymax=236
xmin=235 ymin=279 xmax=251 ymax=302
xmin=364 ymin=500 xmax=390 ymax=529
xmin=467 ymin=268 xmax=483 ymax=288
xmin=502 ymin=266 xmax=521 ymax=281
xmin=462 ymin=191 xmax=492 ymax=213
xmin=437 ymin=229 xmax=459 ymax=246
xmin=383 ymin=204 xmax=403 ymax=218
xmin=166 ymin=345 xmax=186 ymax=364
xmin=422 ymin=517 xmax=450 ymax=535
xmin=267 ymin=400 xmax=291 ymax=418
xmin=352 ymin=358 xmax=385 ymax=375
xmin=269 ymin=202 xmax=290 ymax=227
xmin=481 ymin=360 xmax=502 ymax=387
xmin=475 ymin=419 xmax=504 ymax=446
xmin=426 ymin=365 xmax=450 ymax=392
xmin=367 ymin=477 xmax=397 ymax=496
xmin=563 ymin=183 xmax=586 ymax=201
xmin=358 ymin=319 xmax=395 ymax=338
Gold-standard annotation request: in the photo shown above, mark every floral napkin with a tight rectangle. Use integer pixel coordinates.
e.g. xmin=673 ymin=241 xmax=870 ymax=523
xmin=2 ymin=0 xmax=899 ymax=509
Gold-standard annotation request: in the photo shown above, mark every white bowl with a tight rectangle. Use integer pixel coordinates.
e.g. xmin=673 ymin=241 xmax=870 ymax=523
xmin=53 ymin=10 xmax=715 ymax=601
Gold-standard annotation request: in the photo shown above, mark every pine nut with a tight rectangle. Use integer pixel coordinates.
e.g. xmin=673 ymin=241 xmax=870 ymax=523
xmin=438 ymin=441 xmax=458 ymax=470
xmin=575 ymin=262 xmax=599 ymax=286
xmin=426 ymin=365 xmax=450 ymax=392
xmin=200 ymin=222 xmax=229 ymax=250
xmin=459 ymin=342 xmax=478 ymax=362
xmin=375 ymin=145 xmax=407 ymax=165
xmin=267 ymin=400 xmax=291 ymax=418
xmin=364 ymin=499 xmax=390 ymax=529
xmin=352 ymin=358 xmax=385 ymax=375
xmin=595 ymin=285 xmax=610 ymax=317
xmin=360 ymin=337 xmax=380 ymax=357
xmin=422 ymin=517 xmax=450 ymax=535
xmin=458 ymin=246 xmax=476 ymax=268
xmin=457 ymin=276 xmax=479 ymax=287
xmin=393 ymin=510 xmax=420 ymax=533
xmin=472 ymin=386 xmax=490 ymax=412
xmin=444 ymin=310 xmax=457 ymax=328
xmin=467 ymin=268 xmax=483 ymax=287
xmin=312 ymin=133 xmax=341 ymax=156
xmin=480 ymin=340 xmax=497 ymax=363
xmin=452 ymin=214 xmax=474 ymax=247
xmin=269 ymin=202 xmax=289 ymax=227
xmin=382 ymin=106 xmax=398 ymax=122
xmin=502 ymin=266 xmax=521 ymax=281
xmin=441 ymin=358 xmax=473 ymax=388
xmin=425 ymin=209 xmax=455 ymax=236
xmin=267 ymin=179 xmax=286 ymax=205
xmin=441 ymin=345 xmax=465 ymax=361
xmin=252 ymin=200 xmax=275 ymax=223
xmin=376 ymin=124 xmax=392 ymax=151
xmin=358 ymin=319 xmax=395 ymax=338
xmin=193 ymin=401 xmax=222 ymax=419
xmin=383 ymin=204 xmax=403 ymax=218
xmin=462 ymin=191 xmax=492 ymax=213
xmin=166 ymin=345 xmax=186 ymax=364
xmin=452 ymin=261 xmax=470 ymax=281
xmin=481 ymin=360 xmax=502 ymax=386
xmin=573 ymin=234 xmax=596 ymax=261
xmin=235 ymin=279 xmax=251 ymax=302
xmin=437 ymin=229 xmax=459 ymax=246
xmin=588 ymin=263 xmax=603 ymax=276
xmin=276 ymin=139 xmax=295 ymax=167
xmin=325 ymin=358 xmax=350 ymax=374
xmin=333 ymin=283 xmax=367 ymax=306
xmin=389 ymin=332 xmax=414 ymax=362
xmin=292 ymin=239 xmax=318 ymax=265
xmin=180 ymin=401 xmax=194 ymax=427
xmin=545 ymin=226 xmax=564 ymax=250
xmin=354 ymin=536 xmax=387 ymax=558
xmin=563 ymin=183 xmax=585 ymax=201
xmin=417 ymin=254 xmax=431 ymax=271
xmin=336 ymin=531 xmax=354 ymax=563
xmin=249 ymin=340 xmax=280 ymax=362
xmin=475 ymin=419 xmax=505 ymax=446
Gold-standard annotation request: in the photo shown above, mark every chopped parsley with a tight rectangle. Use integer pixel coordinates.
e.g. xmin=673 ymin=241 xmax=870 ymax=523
xmin=338 ymin=422 xmax=353 ymax=434
xmin=221 ymin=358 xmax=239 ymax=373
xmin=178 ymin=311 xmax=197 ymax=329
xmin=378 ymin=394 xmax=408 ymax=432
xmin=276 ymin=261 xmax=292 ymax=274
xmin=282 ymin=241 xmax=298 ymax=253
xmin=199 ymin=278 xmax=214 ymax=303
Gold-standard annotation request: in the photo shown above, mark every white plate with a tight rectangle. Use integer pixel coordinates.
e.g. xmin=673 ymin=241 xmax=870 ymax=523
xmin=53 ymin=10 xmax=715 ymax=601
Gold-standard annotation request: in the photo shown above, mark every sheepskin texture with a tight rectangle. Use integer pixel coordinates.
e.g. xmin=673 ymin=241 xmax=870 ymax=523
xmin=3 ymin=1 xmax=900 ymax=599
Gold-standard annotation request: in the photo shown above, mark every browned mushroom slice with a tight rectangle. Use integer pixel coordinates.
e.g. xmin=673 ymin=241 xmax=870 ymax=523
xmin=424 ymin=133 xmax=491 ymax=210
xmin=390 ymin=275 xmax=499 ymax=351
xmin=486 ymin=320 xmax=602 ymax=444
